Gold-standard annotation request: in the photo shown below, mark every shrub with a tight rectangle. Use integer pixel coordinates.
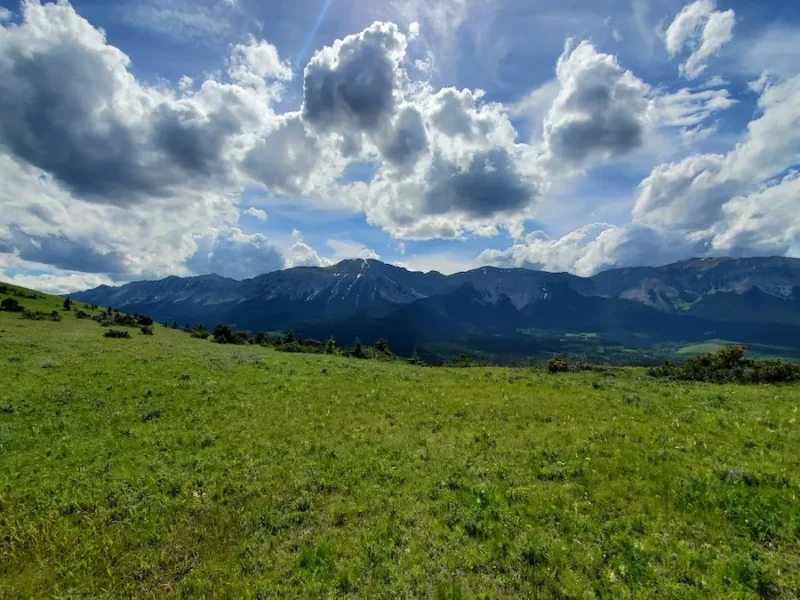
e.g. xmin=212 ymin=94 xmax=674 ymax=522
xmin=63 ymin=297 xmax=73 ymax=311
xmin=649 ymin=345 xmax=800 ymax=384
xmin=325 ymin=337 xmax=336 ymax=354
xmin=189 ymin=325 xmax=210 ymax=339
xmin=212 ymin=324 xmax=248 ymax=344
xmin=233 ymin=331 xmax=251 ymax=345
xmin=140 ymin=325 xmax=154 ymax=336
xmin=12 ymin=290 xmax=37 ymax=299
xmin=93 ymin=312 xmax=138 ymax=328
xmin=1 ymin=298 xmax=23 ymax=313
xmin=276 ymin=342 xmax=308 ymax=354
xmin=75 ymin=310 xmax=92 ymax=319
xmin=213 ymin=324 xmax=234 ymax=344
xmin=374 ymin=338 xmax=393 ymax=356
xmin=547 ymin=355 xmax=572 ymax=373
xmin=137 ymin=315 xmax=154 ymax=326
xmin=546 ymin=355 xmax=597 ymax=374
xmin=408 ymin=349 xmax=425 ymax=366
xmin=449 ymin=354 xmax=482 ymax=368
xmin=104 ymin=329 xmax=131 ymax=339
xmin=20 ymin=310 xmax=61 ymax=322
xmin=351 ymin=338 xmax=367 ymax=359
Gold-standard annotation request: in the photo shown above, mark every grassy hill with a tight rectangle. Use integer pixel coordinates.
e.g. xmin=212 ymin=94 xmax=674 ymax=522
xmin=1 ymin=282 xmax=800 ymax=598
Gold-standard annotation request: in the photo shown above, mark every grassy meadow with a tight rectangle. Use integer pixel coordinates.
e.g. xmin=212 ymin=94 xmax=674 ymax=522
xmin=1 ymin=284 xmax=800 ymax=598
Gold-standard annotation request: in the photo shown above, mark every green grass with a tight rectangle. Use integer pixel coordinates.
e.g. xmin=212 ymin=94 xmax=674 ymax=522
xmin=2 ymin=283 xmax=800 ymax=598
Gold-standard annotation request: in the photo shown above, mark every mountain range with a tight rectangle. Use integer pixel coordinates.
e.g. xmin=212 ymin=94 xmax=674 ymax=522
xmin=71 ymin=256 xmax=800 ymax=363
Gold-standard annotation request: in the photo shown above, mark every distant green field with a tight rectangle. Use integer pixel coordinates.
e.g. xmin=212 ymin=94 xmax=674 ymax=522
xmin=2 ymin=283 xmax=800 ymax=598
xmin=677 ymin=340 xmax=735 ymax=355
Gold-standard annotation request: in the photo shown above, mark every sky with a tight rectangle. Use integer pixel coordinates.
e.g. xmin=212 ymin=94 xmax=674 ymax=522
xmin=0 ymin=0 xmax=799 ymax=293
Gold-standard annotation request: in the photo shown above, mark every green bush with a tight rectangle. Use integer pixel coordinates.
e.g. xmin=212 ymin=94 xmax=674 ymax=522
xmin=547 ymin=355 xmax=573 ymax=373
xmin=93 ymin=312 xmax=139 ymax=328
xmin=449 ymin=354 xmax=482 ymax=368
xmin=212 ymin=324 xmax=249 ymax=345
xmin=1 ymin=298 xmax=24 ymax=313
xmin=140 ymin=326 xmax=154 ymax=336
xmin=351 ymin=338 xmax=367 ymax=359
xmin=188 ymin=325 xmax=210 ymax=339
xmin=20 ymin=310 xmax=61 ymax=322
xmin=213 ymin=324 xmax=234 ymax=344
xmin=649 ymin=345 xmax=800 ymax=384
xmin=104 ymin=329 xmax=131 ymax=339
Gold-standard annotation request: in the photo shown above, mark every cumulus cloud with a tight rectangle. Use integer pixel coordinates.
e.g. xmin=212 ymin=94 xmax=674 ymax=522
xmin=478 ymin=223 xmax=713 ymax=276
xmin=424 ymin=150 xmax=535 ymax=217
xmin=664 ymin=0 xmax=735 ymax=80
xmin=285 ymin=230 xmax=333 ymax=269
xmin=378 ymin=105 xmax=428 ymax=170
xmin=244 ymin=114 xmax=329 ymax=195
xmin=244 ymin=207 xmax=268 ymax=221
xmin=2 ymin=227 xmax=129 ymax=275
xmin=326 ymin=239 xmax=381 ymax=262
xmin=478 ymin=224 xmax=615 ymax=274
xmin=1 ymin=270 xmax=116 ymax=295
xmin=2 ymin=0 xmax=792 ymax=288
xmin=636 ymin=74 xmax=800 ymax=229
xmin=228 ymin=38 xmax=292 ymax=92
xmin=0 ymin=0 xmax=281 ymax=206
xmin=542 ymin=40 xmax=653 ymax=170
xmin=482 ymin=73 xmax=800 ymax=275
xmin=303 ymin=22 xmax=406 ymax=135
xmin=0 ymin=152 xmax=240 ymax=283
xmin=187 ymin=228 xmax=284 ymax=280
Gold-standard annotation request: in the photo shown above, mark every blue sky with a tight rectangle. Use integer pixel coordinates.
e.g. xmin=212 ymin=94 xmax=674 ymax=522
xmin=0 ymin=0 xmax=799 ymax=292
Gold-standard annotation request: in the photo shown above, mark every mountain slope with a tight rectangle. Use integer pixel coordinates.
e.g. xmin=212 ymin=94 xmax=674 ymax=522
xmin=69 ymin=256 xmax=800 ymax=357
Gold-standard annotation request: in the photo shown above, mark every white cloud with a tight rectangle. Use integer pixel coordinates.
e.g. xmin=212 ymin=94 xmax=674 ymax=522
xmin=542 ymin=40 xmax=653 ymax=171
xmin=0 ymin=155 xmax=239 ymax=280
xmin=326 ymin=239 xmax=381 ymax=262
xmin=178 ymin=75 xmax=194 ymax=91
xmin=121 ymin=0 xmax=240 ymax=42
xmin=478 ymin=224 xmax=615 ymax=275
xmin=2 ymin=270 xmax=116 ymax=295
xmin=656 ymin=87 xmax=735 ymax=129
xmin=748 ymin=72 xmax=772 ymax=94
xmin=284 ymin=230 xmax=333 ymax=269
xmin=395 ymin=251 xmax=477 ymax=275
xmin=664 ymin=0 xmax=735 ymax=80
xmin=1 ymin=0 xmax=795 ymax=288
xmin=228 ymin=37 xmax=292 ymax=92
xmin=187 ymin=227 xmax=284 ymax=280
xmin=244 ymin=207 xmax=268 ymax=221
xmin=482 ymin=73 xmax=800 ymax=275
